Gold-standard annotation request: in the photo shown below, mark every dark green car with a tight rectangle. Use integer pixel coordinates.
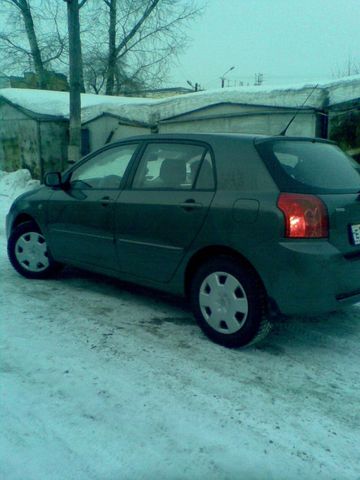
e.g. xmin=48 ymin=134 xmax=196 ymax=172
xmin=6 ymin=134 xmax=360 ymax=347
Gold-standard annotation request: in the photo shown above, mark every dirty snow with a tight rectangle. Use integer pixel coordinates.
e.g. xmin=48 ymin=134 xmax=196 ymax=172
xmin=1 ymin=170 xmax=360 ymax=480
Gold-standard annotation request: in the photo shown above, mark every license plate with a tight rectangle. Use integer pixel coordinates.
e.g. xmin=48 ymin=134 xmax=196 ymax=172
xmin=351 ymin=224 xmax=360 ymax=245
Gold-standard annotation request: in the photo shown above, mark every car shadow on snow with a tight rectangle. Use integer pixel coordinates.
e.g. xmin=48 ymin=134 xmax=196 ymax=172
xmin=56 ymin=266 xmax=360 ymax=354
xmin=58 ymin=265 xmax=192 ymax=314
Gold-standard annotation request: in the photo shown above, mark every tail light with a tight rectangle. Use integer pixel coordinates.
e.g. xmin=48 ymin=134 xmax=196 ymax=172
xmin=277 ymin=193 xmax=328 ymax=238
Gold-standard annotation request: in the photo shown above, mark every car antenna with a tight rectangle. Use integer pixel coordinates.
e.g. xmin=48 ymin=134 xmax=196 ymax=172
xmin=279 ymin=83 xmax=319 ymax=136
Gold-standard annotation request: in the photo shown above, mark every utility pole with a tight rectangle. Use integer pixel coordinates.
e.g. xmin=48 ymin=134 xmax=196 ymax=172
xmin=64 ymin=0 xmax=82 ymax=163
xmin=186 ymin=80 xmax=200 ymax=92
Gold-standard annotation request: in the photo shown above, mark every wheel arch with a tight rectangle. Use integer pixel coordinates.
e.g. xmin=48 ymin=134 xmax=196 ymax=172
xmin=11 ymin=214 xmax=39 ymax=233
xmin=184 ymin=245 xmax=267 ymax=299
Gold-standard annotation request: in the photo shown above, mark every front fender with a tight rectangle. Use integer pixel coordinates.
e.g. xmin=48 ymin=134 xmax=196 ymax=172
xmin=5 ymin=187 xmax=52 ymax=239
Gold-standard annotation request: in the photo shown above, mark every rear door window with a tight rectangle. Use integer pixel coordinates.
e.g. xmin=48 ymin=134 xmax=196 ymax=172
xmin=256 ymin=140 xmax=360 ymax=193
xmin=132 ymin=142 xmax=214 ymax=190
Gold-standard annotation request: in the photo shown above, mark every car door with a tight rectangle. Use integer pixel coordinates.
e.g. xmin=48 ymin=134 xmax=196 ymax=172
xmin=46 ymin=143 xmax=139 ymax=270
xmin=114 ymin=141 xmax=216 ymax=282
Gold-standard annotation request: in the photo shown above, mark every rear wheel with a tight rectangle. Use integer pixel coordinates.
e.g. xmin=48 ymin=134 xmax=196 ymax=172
xmin=8 ymin=221 xmax=62 ymax=279
xmin=190 ymin=257 xmax=271 ymax=348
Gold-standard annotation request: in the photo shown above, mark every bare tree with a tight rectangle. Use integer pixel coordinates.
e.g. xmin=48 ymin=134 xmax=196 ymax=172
xmin=83 ymin=48 xmax=145 ymax=95
xmin=0 ymin=0 xmax=68 ymax=88
xmin=83 ymin=52 xmax=108 ymax=94
xmin=82 ymin=0 xmax=202 ymax=95
xmin=333 ymin=55 xmax=360 ymax=78
xmin=1 ymin=0 xmax=203 ymax=95
xmin=0 ymin=0 xmax=203 ymax=101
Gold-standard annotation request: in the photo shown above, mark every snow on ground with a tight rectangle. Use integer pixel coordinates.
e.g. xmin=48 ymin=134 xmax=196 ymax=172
xmin=1 ymin=171 xmax=360 ymax=480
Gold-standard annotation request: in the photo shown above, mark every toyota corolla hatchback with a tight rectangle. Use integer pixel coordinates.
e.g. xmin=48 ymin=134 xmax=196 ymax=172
xmin=6 ymin=133 xmax=360 ymax=347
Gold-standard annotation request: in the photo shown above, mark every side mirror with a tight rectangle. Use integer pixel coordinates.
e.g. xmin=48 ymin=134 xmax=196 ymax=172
xmin=44 ymin=172 xmax=62 ymax=188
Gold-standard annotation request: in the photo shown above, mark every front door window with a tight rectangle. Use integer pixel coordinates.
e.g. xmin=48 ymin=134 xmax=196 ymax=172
xmin=71 ymin=144 xmax=139 ymax=190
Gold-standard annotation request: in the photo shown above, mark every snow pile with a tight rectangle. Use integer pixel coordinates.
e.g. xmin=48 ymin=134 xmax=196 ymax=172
xmin=0 ymin=169 xmax=39 ymax=232
xmin=0 ymin=169 xmax=39 ymax=201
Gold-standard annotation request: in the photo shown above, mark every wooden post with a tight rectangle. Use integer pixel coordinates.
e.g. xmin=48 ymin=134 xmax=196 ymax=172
xmin=64 ymin=0 xmax=82 ymax=163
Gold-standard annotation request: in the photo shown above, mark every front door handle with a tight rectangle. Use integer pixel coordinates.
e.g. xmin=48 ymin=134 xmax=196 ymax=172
xmin=179 ymin=199 xmax=203 ymax=211
xmin=101 ymin=196 xmax=112 ymax=207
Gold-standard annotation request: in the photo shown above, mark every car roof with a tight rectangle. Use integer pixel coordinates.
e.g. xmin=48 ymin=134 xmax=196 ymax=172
xmin=110 ymin=132 xmax=332 ymax=145
xmin=118 ymin=133 xmax=264 ymax=142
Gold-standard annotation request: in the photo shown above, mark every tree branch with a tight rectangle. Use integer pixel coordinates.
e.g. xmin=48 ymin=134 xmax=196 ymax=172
xmin=114 ymin=0 xmax=161 ymax=57
xmin=0 ymin=33 xmax=31 ymax=56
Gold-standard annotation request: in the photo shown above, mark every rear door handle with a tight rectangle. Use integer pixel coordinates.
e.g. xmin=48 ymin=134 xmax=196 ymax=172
xmin=179 ymin=199 xmax=203 ymax=211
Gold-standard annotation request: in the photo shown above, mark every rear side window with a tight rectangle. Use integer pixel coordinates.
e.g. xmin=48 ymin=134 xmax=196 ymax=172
xmin=257 ymin=140 xmax=360 ymax=193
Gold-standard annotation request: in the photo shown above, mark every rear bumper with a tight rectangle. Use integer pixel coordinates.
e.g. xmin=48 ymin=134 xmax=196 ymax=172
xmin=257 ymin=241 xmax=360 ymax=315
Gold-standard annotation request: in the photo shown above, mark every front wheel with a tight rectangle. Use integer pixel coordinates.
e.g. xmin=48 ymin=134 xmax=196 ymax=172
xmin=7 ymin=221 xmax=62 ymax=279
xmin=190 ymin=257 xmax=271 ymax=348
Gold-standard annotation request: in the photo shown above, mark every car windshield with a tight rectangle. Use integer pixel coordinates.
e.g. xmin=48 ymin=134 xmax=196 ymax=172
xmin=256 ymin=139 xmax=360 ymax=193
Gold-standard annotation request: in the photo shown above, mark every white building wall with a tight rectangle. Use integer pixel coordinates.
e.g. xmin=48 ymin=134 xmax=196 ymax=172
xmin=112 ymin=124 xmax=150 ymax=142
xmin=86 ymin=116 xmax=120 ymax=151
xmin=85 ymin=116 xmax=150 ymax=152
xmin=158 ymin=112 xmax=317 ymax=137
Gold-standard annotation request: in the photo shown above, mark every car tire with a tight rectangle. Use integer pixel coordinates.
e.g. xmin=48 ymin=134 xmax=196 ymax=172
xmin=7 ymin=221 xmax=62 ymax=279
xmin=190 ymin=256 xmax=271 ymax=348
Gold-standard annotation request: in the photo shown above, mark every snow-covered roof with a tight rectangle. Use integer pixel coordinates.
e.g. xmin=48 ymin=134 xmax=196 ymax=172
xmin=323 ymin=74 xmax=360 ymax=107
xmin=155 ymin=83 xmax=327 ymax=121
xmin=155 ymin=75 xmax=360 ymax=120
xmin=0 ymin=75 xmax=359 ymax=125
xmin=0 ymin=88 xmax=156 ymax=123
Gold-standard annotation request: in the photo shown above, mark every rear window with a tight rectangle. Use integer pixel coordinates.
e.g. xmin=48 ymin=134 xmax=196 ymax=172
xmin=256 ymin=140 xmax=360 ymax=193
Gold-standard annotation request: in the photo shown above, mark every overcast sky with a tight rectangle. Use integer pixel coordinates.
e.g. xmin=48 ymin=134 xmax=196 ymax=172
xmin=169 ymin=0 xmax=360 ymax=89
